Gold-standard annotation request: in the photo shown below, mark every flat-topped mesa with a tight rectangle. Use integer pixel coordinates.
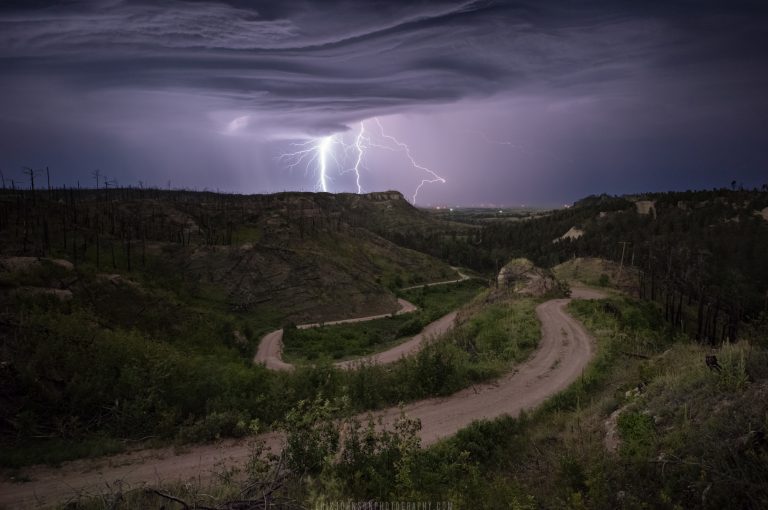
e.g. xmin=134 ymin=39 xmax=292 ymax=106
xmin=361 ymin=190 xmax=406 ymax=202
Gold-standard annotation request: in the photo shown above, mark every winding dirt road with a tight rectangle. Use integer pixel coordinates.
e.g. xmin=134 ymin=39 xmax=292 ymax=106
xmin=379 ymin=286 xmax=605 ymax=442
xmin=254 ymin=297 xmax=429 ymax=371
xmin=335 ymin=310 xmax=457 ymax=369
xmin=255 ymin=266 xmax=473 ymax=371
xmin=0 ymin=288 xmax=603 ymax=509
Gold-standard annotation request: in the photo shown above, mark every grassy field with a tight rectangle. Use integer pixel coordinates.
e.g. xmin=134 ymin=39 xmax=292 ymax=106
xmin=282 ymin=279 xmax=486 ymax=362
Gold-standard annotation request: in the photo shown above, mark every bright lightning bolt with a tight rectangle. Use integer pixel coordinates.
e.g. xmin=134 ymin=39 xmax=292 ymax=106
xmin=277 ymin=135 xmax=339 ymax=192
xmin=351 ymin=122 xmax=365 ymax=194
xmin=277 ymin=118 xmax=445 ymax=203
xmin=317 ymin=136 xmax=333 ymax=192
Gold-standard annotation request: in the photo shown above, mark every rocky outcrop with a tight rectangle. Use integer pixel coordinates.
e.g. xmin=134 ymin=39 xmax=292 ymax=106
xmin=496 ymin=258 xmax=564 ymax=297
xmin=363 ymin=191 xmax=406 ymax=202
xmin=553 ymin=226 xmax=584 ymax=243
xmin=635 ymin=200 xmax=657 ymax=218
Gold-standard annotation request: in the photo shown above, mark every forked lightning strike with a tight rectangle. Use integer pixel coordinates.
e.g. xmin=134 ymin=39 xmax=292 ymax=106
xmin=277 ymin=135 xmax=339 ymax=192
xmin=277 ymin=118 xmax=445 ymax=204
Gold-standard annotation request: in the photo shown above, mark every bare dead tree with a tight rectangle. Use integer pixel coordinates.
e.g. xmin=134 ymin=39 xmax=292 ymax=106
xmin=22 ymin=166 xmax=36 ymax=192
xmin=22 ymin=166 xmax=39 ymax=206
xmin=92 ymin=169 xmax=102 ymax=189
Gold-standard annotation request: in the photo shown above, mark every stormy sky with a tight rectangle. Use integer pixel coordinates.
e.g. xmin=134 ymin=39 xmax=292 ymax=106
xmin=1 ymin=1 xmax=767 ymax=206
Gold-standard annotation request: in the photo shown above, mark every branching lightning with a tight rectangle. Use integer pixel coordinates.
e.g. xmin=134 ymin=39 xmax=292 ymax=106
xmin=277 ymin=117 xmax=445 ymax=204
xmin=277 ymin=135 xmax=339 ymax=192
xmin=371 ymin=118 xmax=445 ymax=204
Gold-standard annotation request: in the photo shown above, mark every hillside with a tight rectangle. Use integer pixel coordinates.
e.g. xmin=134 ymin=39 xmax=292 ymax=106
xmin=0 ymin=188 xmax=455 ymax=323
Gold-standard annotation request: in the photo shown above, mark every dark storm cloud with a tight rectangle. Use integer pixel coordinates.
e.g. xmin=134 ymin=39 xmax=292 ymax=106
xmin=1 ymin=0 xmax=767 ymax=199
xmin=0 ymin=0 xmax=679 ymax=132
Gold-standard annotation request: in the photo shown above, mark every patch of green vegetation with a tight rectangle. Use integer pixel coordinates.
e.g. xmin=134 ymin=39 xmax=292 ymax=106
xmin=616 ymin=410 xmax=655 ymax=458
xmin=398 ymin=277 xmax=484 ymax=314
xmin=456 ymin=299 xmax=539 ymax=362
xmin=282 ymin=279 xmax=486 ymax=363
xmin=328 ymin=297 xmax=541 ymax=411
xmin=553 ymin=257 xmax=638 ymax=291
xmin=283 ymin=316 xmax=413 ymax=362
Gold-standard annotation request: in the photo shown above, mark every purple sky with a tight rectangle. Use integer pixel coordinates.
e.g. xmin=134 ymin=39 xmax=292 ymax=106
xmin=1 ymin=1 xmax=767 ymax=206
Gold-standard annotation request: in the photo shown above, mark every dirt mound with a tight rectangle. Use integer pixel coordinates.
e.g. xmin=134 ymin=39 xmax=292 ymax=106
xmin=496 ymin=258 xmax=564 ymax=297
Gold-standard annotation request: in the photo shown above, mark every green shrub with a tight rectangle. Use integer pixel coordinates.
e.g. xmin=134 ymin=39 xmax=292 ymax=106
xmin=616 ymin=411 xmax=655 ymax=458
xmin=176 ymin=411 xmax=254 ymax=443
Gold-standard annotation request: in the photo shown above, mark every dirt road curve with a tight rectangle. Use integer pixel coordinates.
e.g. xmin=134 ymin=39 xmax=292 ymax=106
xmin=335 ymin=310 xmax=457 ymax=369
xmin=0 ymin=288 xmax=603 ymax=509
xmin=380 ymin=286 xmax=605 ymax=443
xmin=400 ymin=267 xmax=471 ymax=291
xmin=256 ymin=266 xmax=472 ymax=371
xmin=254 ymin=297 xmax=423 ymax=371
